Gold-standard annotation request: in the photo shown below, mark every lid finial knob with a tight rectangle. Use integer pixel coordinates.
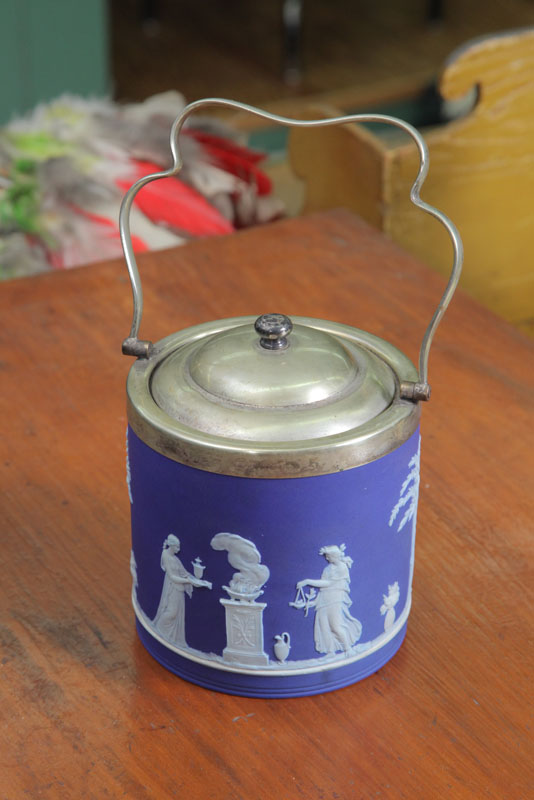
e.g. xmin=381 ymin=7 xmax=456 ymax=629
xmin=255 ymin=314 xmax=293 ymax=350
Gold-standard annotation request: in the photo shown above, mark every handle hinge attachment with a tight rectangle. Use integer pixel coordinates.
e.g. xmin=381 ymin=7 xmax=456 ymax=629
xmin=122 ymin=337 xmax=154 ymax=359
xmin=399 ymin=381 xmax=431 ymax=402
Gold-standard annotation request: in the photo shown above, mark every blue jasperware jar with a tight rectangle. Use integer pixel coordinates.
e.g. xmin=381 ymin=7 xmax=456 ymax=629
xmin=120 ymin=99 xmax=462 ymax=698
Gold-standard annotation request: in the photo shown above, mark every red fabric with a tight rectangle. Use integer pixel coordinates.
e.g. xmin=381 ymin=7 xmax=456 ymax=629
xmin=184 ymin=131 xmax=272 ymax=195
xmin=117 ymin=160 xmax=234 ymax=237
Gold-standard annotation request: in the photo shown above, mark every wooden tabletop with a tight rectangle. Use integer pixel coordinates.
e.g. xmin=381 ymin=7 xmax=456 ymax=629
xmin=1 ymin=210 xmax=533 ymax=799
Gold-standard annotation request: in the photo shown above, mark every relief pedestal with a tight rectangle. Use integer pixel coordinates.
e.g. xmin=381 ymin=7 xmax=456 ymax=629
xmin=221 ymin=599 xmax=269 ymax=666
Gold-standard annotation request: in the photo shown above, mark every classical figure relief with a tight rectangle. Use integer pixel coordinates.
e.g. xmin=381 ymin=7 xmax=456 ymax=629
xmin=153 ymin=535 xmax=212 ymax=647
xmin=380 ymin=581 xmax=400 ymax=632
xmin=292 ymin=544 xmax=362 ymax=655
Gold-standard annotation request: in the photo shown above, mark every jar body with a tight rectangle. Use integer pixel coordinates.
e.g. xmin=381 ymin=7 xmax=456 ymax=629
xmin=127 ymin=425 xmax=421 ymax=698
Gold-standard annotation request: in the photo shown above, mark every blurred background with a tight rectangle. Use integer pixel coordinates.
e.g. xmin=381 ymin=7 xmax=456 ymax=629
xmin=0 ymin=0 xmax=533 ymax=332
xmin=2 ymin=0 xmax=533 ymax=116
xmin=109 ymin=0 xmax=532 ymax=105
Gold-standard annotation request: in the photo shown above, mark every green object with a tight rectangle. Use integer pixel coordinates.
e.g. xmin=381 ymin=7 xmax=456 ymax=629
xmin=0 ymin=159 xmax=40 ymax=234
xmin=0 ymin=0 xmax=109 ymax=124
xmin=7 ymin=131 xmax=73 ymax=161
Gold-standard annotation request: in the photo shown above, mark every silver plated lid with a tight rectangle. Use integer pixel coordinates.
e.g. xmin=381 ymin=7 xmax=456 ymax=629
xmin=127 ymin=315 xmax=421 ymax=478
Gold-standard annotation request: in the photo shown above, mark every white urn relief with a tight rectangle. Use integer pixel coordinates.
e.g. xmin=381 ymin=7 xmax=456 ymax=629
xmin=380 ymin=582 xmax=400 ymax=632
xmin=152 ymin=534 xmax=212 ymax=647
xmin=191 ymin=557 xmax=206 ymax=580
xmin=291 ymin=544 xmax=362 ymax=655
xmin=274 ymin=632 xmax=291 ymax=663
xmin=211 ymin=533 xmax=270 ymax=666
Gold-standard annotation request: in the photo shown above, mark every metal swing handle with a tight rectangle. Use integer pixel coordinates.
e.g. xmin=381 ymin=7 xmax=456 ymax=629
xmin=120 ymin=98 xmax=463 ymax=401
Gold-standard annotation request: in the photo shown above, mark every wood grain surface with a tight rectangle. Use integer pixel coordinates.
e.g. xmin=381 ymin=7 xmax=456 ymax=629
xmin=1 ymin=211 xmax=533 ymax=799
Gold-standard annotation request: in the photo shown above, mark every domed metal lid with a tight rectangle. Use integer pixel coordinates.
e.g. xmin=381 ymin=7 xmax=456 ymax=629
xmin=150 ymin=314 xmax=396 ymax=441
xmin=127 ymin=314 xmax=420 ymax=478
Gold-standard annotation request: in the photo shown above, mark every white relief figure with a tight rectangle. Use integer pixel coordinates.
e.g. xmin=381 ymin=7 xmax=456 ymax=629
xmin=126 ymin=429 xmax=133 ymax=504
xmin=389 ymin=437 xmax=421 ymax=595
xmin=211 ymin=532 xmax=270 ymax=666
xmin=380 ymin=582 xmax=400 ymax=632
xmin=293 ymin=545 xmax=362 ymax=655
xmin=153 ymin=535 xmax=212 ymax=647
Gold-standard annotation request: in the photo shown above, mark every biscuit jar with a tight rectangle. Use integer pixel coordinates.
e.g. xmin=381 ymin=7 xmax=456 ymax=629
xmin=120 ymin=99 xmax=462 ymax=697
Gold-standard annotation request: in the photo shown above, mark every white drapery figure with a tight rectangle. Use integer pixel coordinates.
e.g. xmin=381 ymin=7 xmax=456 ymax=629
xmin=296 ymin=544 xmax=362 ymax=655
xmin=153 ymin=535 xmax=211 ymax=646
